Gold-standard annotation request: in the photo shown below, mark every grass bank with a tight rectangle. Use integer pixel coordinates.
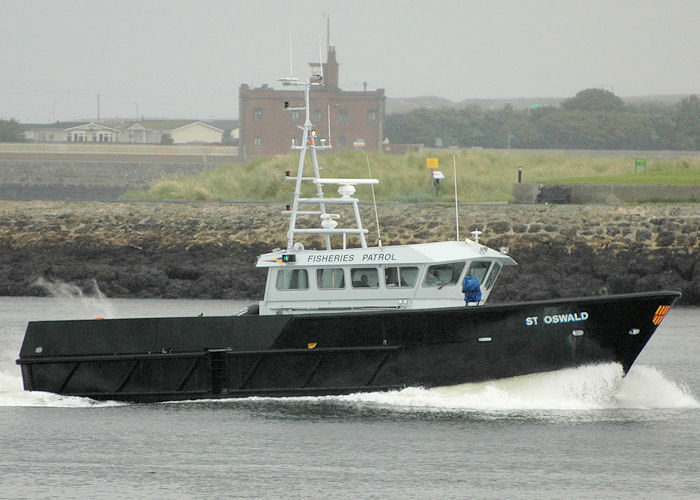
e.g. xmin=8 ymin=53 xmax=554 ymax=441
xmin=122 ymin=149 xmax=700 ymax=203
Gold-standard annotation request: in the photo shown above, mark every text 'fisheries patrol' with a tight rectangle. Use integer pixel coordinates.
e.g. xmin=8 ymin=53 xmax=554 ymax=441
xmin=306 ymin=252 xmax=398 ymax=263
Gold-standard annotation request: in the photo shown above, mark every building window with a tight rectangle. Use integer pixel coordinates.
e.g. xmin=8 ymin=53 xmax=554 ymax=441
xmin=367 ymin=110 xmax=377 ymax=122
xmin=312 ymin=110 xmax=322 ymax=122
xmin=338 ymin=136 xmax=346 ymax=147
xmin=291 ymin=111 xmax=300 ymax=122
xmin=66 ymin=133 xmax=72 ymax=142
xmin=338 ymin=110 xmax=348 ymax=123
xmin=253 ymin=108 xmax=263 ymax=120
xmin=253 ymin=136 xmax=262 ymax=147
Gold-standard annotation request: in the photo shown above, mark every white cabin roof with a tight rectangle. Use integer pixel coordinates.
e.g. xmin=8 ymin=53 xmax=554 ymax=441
xmin=257 ymin=240 xmax=516 ymax=268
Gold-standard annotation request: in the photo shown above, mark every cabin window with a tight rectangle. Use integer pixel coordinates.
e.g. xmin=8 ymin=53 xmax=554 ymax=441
xmin=351 ymin=268 xmax=379 ymax=288
xmin=317 ymin=268 xmax=345 ymax=289
xmin=385 ymin=266 xmax=419 ymax=288
xmin=466 ymin=261 xmax=492 ymax=284
xmin=423 ymin=262 xmax=465 ymax=287
xmin=484 ymin=262 xmax=502 ymax=289
xmin=276 ymin=269 xmax=309 ymax=290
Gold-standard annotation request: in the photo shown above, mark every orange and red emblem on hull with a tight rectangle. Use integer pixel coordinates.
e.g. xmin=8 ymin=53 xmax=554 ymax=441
xmin=652 ymin=305 xmax=671 ymax=325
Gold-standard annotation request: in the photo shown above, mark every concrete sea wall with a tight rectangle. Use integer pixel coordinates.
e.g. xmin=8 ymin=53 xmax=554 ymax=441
xmin=1 ymin=201 xmax=698 ymax=304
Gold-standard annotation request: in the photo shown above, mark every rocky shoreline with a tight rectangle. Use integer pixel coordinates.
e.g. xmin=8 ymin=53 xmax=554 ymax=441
xmin=1 ymin=201 xmax=698 ymax=304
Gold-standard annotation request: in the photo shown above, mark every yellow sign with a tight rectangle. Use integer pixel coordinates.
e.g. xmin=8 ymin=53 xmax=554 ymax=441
xmin=307 ymin=342 xmax=317 ymax=349
xmin=426 ymin=158 xmax=439 ymax=168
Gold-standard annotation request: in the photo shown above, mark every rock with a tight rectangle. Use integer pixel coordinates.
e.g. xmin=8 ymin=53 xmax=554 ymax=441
xmin=0 ymin=201 xmax=697 ymax=304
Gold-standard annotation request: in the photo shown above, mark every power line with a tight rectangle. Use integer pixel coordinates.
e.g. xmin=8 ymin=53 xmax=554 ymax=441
xmin=0 ymin=81 xmax=235 ymax=99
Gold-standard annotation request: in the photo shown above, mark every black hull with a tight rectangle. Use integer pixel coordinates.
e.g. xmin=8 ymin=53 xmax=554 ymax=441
xmin=16 ymin=291 xmax=680 ymax=403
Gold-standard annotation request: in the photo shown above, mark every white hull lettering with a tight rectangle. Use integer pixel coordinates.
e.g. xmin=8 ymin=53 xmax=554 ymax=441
xmin=543 ymin=312 xmax=589 ymax=325
xmin=526 ymin=312 xmax=589 ymax=326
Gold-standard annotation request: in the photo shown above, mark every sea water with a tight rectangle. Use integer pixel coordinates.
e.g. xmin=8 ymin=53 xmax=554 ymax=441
xmin=0 ymin=295 xmax=697 ymax=499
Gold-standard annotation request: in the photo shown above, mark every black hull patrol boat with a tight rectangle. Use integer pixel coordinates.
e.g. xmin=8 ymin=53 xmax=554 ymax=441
xmin=16 ymin=67 xmax=680 ymax=403
xmin=17 ymin=292 xmax=678 ymax=403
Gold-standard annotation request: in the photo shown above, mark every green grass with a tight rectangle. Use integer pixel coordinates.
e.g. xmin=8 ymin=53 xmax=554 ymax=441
xmin=121 ymin=150 xmax=700 ymax=203
xmin=540 ymin=168 xmax=700 ymax=185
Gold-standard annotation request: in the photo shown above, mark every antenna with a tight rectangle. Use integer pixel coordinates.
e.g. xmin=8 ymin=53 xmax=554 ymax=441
xmin=366 ymin=156 xmax=382 ymax=248
xmin=288 ymin=33 xmax=293 ymax=76
xmin=318 ymin=36 xmax=324 ymax=81
xmin=453 ymin=155 xmax=460 ymax=241
xmin=327 ymin=104 xmax=331 ymax=144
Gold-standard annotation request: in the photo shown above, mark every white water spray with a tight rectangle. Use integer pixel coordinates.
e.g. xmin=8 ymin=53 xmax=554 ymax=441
xmin=338 ymin=363 xmax=698 ymax=412
xmin=33 ymin=277 xmax=114 ymax=319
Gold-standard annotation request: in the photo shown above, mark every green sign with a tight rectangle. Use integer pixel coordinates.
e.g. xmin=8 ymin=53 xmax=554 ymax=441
xmin=634 ymin=159 xmax=647 ymax=174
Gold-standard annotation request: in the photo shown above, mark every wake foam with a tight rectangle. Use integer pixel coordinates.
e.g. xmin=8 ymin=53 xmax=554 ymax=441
xmin=0 ymin=371 xmax=121 ymax=407
xmin=1 ymin=362 xmax=696 ymax=410
xmin=336 ymin=363 xmax=699 ymax=412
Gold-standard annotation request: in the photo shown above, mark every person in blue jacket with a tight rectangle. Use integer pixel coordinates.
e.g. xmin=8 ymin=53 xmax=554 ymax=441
xmin=462 ymin=275 xmax=482 ymax=305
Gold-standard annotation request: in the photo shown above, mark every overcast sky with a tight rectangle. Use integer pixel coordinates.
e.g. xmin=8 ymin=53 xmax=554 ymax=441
xmin=2 ymin=0 xmax=698 ymax=122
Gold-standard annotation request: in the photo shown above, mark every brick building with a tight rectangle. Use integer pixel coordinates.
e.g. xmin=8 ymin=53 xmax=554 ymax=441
xmin=239 ymin=46 xmax=385 ymax=159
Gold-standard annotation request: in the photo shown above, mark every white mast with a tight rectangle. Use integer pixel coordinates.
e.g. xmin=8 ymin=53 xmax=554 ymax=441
xmin=280 ymin=68 xmax=376 ymax=252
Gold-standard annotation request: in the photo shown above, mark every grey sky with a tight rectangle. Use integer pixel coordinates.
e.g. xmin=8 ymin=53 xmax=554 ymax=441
xmin=2 ymin=0 xmax=698 ymax=122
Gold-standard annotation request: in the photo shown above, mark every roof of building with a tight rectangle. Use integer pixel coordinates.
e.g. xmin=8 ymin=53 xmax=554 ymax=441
xmin=170 ymin=121 xmax=224 ymax=133
xmin=65 ymin=122 xmax=120 ymax=132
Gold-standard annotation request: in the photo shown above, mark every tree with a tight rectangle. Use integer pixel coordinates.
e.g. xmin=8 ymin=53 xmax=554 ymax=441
xmin=160 ymin=133 xmax=174 ymax=145
xmin=561 ymin=88 xmax=624 ymax=112
xmin=0 ymin=119 xmax=25 ymax=142
xmin=673 ymin=95 xmax=700 ymax=149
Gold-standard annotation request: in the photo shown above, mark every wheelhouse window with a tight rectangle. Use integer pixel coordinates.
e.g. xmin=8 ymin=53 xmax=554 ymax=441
xmin=317 ymin=268 xmax=345 ymax=289
xmin=483 ymin=262 xmax=502 ymax=289
xmin=351 ymin=268 xmax=379 ymax=288
xmin=423 ymin=262 xmax=465 ymax=287
xmin=385 ymin=266 xmax=419 ymax=288
xmin=276 ymin=269 xmax=309 ymax=290
xmin=466 ymin=261 xmax=491 ymax=284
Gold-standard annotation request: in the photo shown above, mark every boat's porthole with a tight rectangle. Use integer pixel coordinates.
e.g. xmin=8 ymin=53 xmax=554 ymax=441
xmin=35 ymin=346 xmax=43 ymax=353
xmin=478 ymin=337 xmax=492 ymax=342
xmin=572 ymin=330 xmax=584 ymax=337
xmin=628 ymin=328 xmax=640 ymax=336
